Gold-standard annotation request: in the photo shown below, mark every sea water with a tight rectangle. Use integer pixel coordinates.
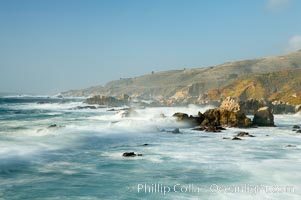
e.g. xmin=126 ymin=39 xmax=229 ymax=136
xmin=0 ymin=97 xmax=300 ymax=200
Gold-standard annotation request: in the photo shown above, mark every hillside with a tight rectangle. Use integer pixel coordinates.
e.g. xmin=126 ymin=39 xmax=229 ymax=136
xmin=62 ymin=50 xmax=301 ymax=105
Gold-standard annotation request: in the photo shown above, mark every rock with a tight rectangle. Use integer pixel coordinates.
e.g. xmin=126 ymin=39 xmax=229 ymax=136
xmin=236 ymin=132 xmax=255 ymax=137
xmin=173 ymin=112 xmax=203 ymax=126
xmin=253 ymin=107 xmax=275 ymax=126
xmin=223 ymin=137 xmax=231 ymax=140
xmin=201 ymin=108 xmax=252 ymax=128
xmin=285 ymin=145 xmax=296 ymax=148
xmin=118 ymin=94 xmax=131 ymax=101
xmin=75 ymin=106 xmax=97 ymax=110
xmin=85 ymin=95 xmax=130 ymax=107
xmin=204 ymin=126 xmax=221 ymax=133
xmin=296 ymin=130 xmax=301 ymax=133
xmin=232 ymin=137 xmax=242 ymax=140
xmin=143 ymin=144 xmax=149 ymax=146
xmin=295 ymin=105 xmax=301 ymax=113
xmin=171 ymin=128 xmax=180 ymax=134
xmin=122 ymin=152 xmax=142 ymax=157
xmin=272 ymin=100 xmax=295 ymax=114
xmin=220 ymin=97 xmax=241 ymax=112
xmin=220 ymin=97 xmax=269 ymax=115
xmin=293 ymin=125 xmax=300 ymax=129
xmin=48 ymin=124 xmax=58 ymax=128
xmin=120 ymin=108 xmax=138 ymax=117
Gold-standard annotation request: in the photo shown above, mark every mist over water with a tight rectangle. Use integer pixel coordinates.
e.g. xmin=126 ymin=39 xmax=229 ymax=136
xmin=0 ymin=97 xmax=300 ymax=199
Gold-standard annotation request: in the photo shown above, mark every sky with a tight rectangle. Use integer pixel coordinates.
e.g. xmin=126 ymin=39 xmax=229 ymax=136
xmin=0 ymin=0 xmax=301 ymax=94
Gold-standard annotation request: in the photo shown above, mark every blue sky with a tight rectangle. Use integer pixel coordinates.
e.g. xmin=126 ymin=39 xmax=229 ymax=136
xmin=0 ymin=0 xmax=301 ymax=94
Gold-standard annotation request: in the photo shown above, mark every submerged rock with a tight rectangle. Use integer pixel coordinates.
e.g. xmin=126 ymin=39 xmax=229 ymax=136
xmin=75 ymin=106 xmax=97 ymax=110
xmin=120 ymin=108 xmax=138 ymax=118
xmin=48 ymin=124 xmax=58 ymax=128
xmin=253 ymin=107 xmax=275 ymax=127
xmin=285 ymin=145 xmax=296 ymax=148
xmin=171 ymin=128 xmax=180 ymax=134
xmin=232 ymin=137 xmax=242 ymax=140
xmin=236 ymin=132 xmax=255 ymax=137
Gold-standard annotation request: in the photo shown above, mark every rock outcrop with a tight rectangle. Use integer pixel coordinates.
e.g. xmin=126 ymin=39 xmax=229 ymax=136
xmin=201 ymin=108 xmax=252 ymax=128
xmin=253 ymin=107 xmax=275 ymax=126
xmin=220 ymin=97 xmax=269 ymax=115
xmin=85 ymin=95 xmax=130 ymax=107
xmin=173 ymin=112 xmax=203 ymax=126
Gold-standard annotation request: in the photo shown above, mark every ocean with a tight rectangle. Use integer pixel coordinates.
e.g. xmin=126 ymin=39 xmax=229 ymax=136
xmin=0 ymin=97 xmax=300 ymax=200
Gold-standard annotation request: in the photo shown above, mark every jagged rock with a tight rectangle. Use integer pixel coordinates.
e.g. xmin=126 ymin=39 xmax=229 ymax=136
xmin=85 ymin=95 xmax=130 ymax=107
xmin=293 ymin=125 xmax=300 ymax=129
xmin=272 ymin=100 xmax=295 ymax=114
xmin=232 ymin=137 xmax=242 ymax=140
xmin=201 ymin=108 xmax=252 ymax=128
xmin=236 ymin=132 xmax=255 ymax=137
xmin=122 ymin=152 xmax=142 ymax=157
xmin=253 ymin=107 xmax=275 ymax=126
xmin=220 ymin=97 xmax=269 ymax=115
xmin=172 ymin=112 xmax=203 ymax=126
xmin=220 ymin=97 xmax=241 ymax=112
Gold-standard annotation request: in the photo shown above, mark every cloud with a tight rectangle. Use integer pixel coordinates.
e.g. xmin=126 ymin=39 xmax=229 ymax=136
xmin=285 ymin=35 xmax=301 ymax=52
xmin=266 ymin=0 xmax=292 ymax=11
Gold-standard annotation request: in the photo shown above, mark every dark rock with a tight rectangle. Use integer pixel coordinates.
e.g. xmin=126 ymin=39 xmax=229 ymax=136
xmin=48 ymin=124 xmax=58 ymax=128
xmin=232 ymin=137 xmax=242 ymax=140
xmin=173 ymin=112 xmax=203 ymax=126
xmin=143 ymin=144 xmax=149 ymax=146
xmin=236 ymin=132 xmax=255 ymax=137
xmin=272 ymin=100 xmax=295 ymax=114
xmin=266 ymin=135 xmax=270 ymax=136
xmin=293 ymin=125 xmax=300 ymax=129
xmin=285 ymin=145 xmax=296 ymax=148
xmin=253 ymin=107 xmax=275 ymax=126
xmin=223 ymin=137 xmax=231 ymax=140
xmin=204 ymin=126 xmax=221 ymax=133
xmin=85 ymin=95 xmax=130 ymax=107
xmin=75 ymin=106 xmax=97 ymax=110
xmin=171 ymin=128 xmax=180 ymax=134
xmin=296 ymin=130 xmax=301 ymax=133
xmin=122 ymin=152 xmax=141 ymax=157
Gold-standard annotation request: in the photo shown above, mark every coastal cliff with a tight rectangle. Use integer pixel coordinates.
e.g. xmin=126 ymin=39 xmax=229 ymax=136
xmin=62 ymin=50 xmax=301 ymax=106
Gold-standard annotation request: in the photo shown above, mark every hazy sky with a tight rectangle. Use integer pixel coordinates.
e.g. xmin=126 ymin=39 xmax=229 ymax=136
xmin=1 ymin=0 xmax=301 ymax=94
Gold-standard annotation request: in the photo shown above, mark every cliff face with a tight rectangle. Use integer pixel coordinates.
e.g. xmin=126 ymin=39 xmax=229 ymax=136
xmin=205 ymin=69 xmax=301 ymax=105
xmin=62 ymin=51 xmax=301 ymax=105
